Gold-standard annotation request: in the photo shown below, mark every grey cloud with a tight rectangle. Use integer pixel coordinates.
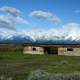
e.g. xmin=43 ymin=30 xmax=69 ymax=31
xmin=0 ymin=20 xmax=16 ymax=30
xmin=0 ymin=6 xmax=28 ymax=30
xmin=0 ymin=6 xmax=21 ymax=17
xmin=0 ymin=15 xmax=16 ymax=30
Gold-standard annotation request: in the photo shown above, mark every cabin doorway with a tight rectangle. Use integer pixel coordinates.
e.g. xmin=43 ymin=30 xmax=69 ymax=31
xmin=44 ymin=47 xmax=58 ymax=55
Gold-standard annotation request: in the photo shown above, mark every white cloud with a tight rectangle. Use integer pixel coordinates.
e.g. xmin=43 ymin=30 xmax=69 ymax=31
xmin=0 ymin=7 xmax=79 ymax=42
xmin=2 ymin=22 xmax=75 ymax=42
xmin=0 ymin=22 xmax=80 ymax=42
xmin=0 ymin=6 xmax=28 ymax=30
xmin=30 ymin=10 xmax=60 ymax=23
xmin=16 ymin=17 xmax=28 ymax=24
xmin=74 ymin=9 xmax=80 ymax=14
xmin=22 ymin=22 xmax=80 ymax=41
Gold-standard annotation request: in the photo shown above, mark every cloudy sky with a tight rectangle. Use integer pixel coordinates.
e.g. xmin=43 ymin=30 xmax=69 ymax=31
xmin=0 ymin=0 xmax=80 ymax=41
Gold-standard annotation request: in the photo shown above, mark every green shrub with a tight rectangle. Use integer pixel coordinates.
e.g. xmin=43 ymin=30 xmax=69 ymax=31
xmin=27 ymin=69 xmax=80 ymax=80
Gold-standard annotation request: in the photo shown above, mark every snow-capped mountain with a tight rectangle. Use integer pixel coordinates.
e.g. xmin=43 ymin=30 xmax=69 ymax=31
xmin=0 ymin=23 xmax=80 ymax=45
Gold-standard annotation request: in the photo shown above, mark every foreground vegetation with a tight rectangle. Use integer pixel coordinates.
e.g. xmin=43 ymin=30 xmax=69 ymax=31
xmin=0 ymin=52 xmax=80 ymax=79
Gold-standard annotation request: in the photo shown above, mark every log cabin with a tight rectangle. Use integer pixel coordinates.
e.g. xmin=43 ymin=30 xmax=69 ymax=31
xmin=23 ymin=44 xmax=80 ymax=56
xmin=0 ymin=44 xmax=80 ymax=56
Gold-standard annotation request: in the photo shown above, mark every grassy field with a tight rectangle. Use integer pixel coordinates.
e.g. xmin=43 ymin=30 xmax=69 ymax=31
xmin=0 ymin=52 xmax=80 ymax=79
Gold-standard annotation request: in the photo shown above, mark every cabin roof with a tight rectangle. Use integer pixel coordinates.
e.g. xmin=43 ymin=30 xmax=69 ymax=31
xmin=23 ymin=44 xmax=80 ymax=48
xmin=0 ymin=44 xmax=80 ymax=47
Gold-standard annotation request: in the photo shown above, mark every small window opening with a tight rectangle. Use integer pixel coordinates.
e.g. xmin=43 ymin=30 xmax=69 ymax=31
xmin=67 ymin=48 xmax=73 ymax=51
xmin=32 ymin=47 xmax=36 ymax=51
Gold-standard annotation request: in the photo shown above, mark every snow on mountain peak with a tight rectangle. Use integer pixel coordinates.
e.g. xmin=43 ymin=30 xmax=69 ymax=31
xmin=0 ymin=23 xmax=80 ymax=44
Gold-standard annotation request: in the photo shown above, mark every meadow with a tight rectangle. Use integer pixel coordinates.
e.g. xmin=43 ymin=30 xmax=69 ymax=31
xmin=0 ymin=52 xmax=80 ymax=80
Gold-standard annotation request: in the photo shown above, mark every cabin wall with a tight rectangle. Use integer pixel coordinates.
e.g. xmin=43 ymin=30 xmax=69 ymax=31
xmin=23 ymin=46 xmax=44 ymax=54
xmin=24 ymin=46 xmax=80 ymax=56
xmin=58 ymin=47 xmax=80 ymax=56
